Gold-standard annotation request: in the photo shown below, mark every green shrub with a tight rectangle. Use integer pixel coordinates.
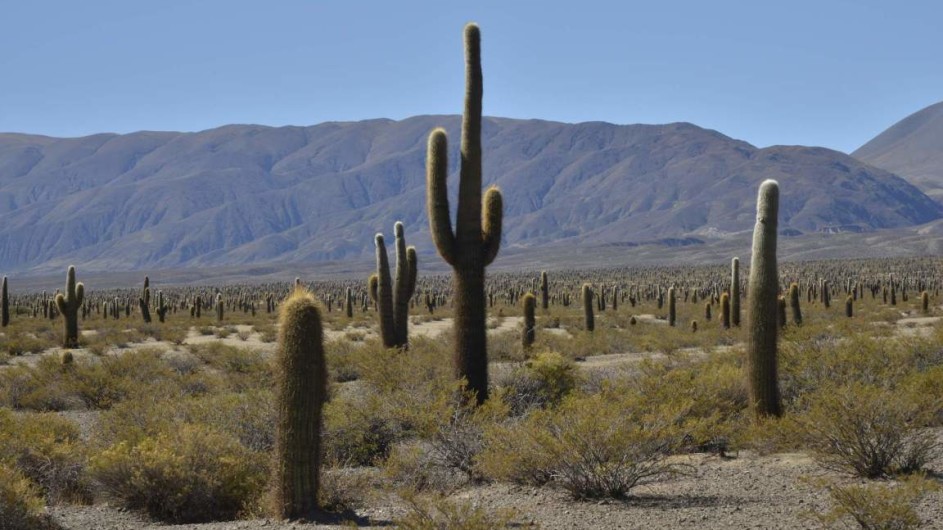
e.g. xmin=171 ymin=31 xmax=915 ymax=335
xmin=91 ymin=424 xmax=267 ymax=523
xmin=480 ymin=391 xmax=688 ymax=499
xmin=0 ymin=410 xmax=91 ymax=504
xmin=394 ymin=488 xmax=516 ymax=530
xmin=799 ymin=383 xmax=940 ymax=478
xmin=497 ymin=350 xmax=580 ymax=415
xmin=0 ymin=464 xmax=52 ymax=530
xmin=810 ymin=475 xmax=939 ymax=530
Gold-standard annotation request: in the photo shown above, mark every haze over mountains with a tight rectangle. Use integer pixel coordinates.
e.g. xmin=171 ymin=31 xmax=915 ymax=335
xmin=0 ymin=113 xmax=942 ymax=273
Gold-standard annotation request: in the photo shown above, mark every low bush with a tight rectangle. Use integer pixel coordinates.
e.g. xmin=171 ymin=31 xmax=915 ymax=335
xmin=810 ymin=475 xmax=939 ymax=530
xmin=91 ymin=424 xmax=267 ymax=523
xmin=799 ymin=383 xmax=941 ymax=478
xmin=0 ymin=464 xmax=53 ymax=530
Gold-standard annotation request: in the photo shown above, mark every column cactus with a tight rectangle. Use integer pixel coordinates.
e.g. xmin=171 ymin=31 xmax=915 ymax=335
xmin=922 ymin=290 xmax=930 ymax=314
xmin=345 ymin=287 xmax=353 ymax=318
xmin=582 ymin=284 xmax=594 ymax=332
xmin=668 ymin=286 xmax=676 ymax=327
xmin=55 ymin=265 xmax=84 ymax=348
xmin=846 ymin=295 xmax=854 ymax=317
xmin=540 ymin=271 xmax=549 ymax=310
xmin=720 ymin=292 xmax=730 ymax=329
xmin=270 ymin=288 xmax=326 ymax=520
xmin=788 ymin=282 xmax=802 ymax=325
xmin=374 ymin=222 xmax=419 ymax=348
xmin=746 ymin=180 xmax=782 ymax=418
xmin=731 ymin=257 xmax=741 ymax=326
xmin=216 ymin=293 xmax=224 ymax=322
xmin=522 ymin=292 xmax=536 ymax=350
xmin=426 ymin=23 xmax=503 ymax=404
xmin=140 ymin=276 xmax=152 ymax=323
xmin=1 ymin=276 xmax=8 ymax=327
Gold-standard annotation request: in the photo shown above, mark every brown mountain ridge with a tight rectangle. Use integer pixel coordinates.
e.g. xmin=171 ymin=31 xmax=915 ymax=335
xmin=0 ymin=115 xmax=939 ymax=272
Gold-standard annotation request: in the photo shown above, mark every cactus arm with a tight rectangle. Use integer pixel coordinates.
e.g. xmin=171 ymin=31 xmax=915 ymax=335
xmin=481 ymin=185 xmax=503 ymax=266
xmin=375 ymin=234 xmax=396 ymax=348
xmin=426 ymin=129 xmax=457 ymax=265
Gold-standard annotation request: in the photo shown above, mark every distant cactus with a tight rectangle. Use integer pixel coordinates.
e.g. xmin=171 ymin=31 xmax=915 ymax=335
xmin=216 ymin=293 xmax=224 ymax=322
xmin=522 ymin=292 xmax=536 ymax=350
xmin=373 ymin=223 xmax=418 ymax=348
xmin=778 ymin=296 xmax=787 ymax=329
xmin=425 ymin=23 xmax=503 ymax=404
xmin=140 ymin=277 xmax=152 ymax=323
xmin=156 ymin=290 xmax=168 ymax=323
xmin=668 ymin=286 xmax=676 ymax=327
xmin=731 ymin=257 xmax=741 ymax=327
xmin=1 ymin=276 xmax=8 ymax=327
xmin=704 ymin=302 xmax=712 ymax=321
xmin=788 ymin=283 xmax=802 ymax=325
xmin=846 ymin=295 xmax=853 ymax=317
xmin=270 ymin=288 xmax=326 ymax=520
xmin=540 ymin=271 xmax=549 ymax=310
xmin=691 ymin=320 xmax=698 ymax=333
xmin=720 ymin=292 xmax=730 ymax=329
xmin=55 ymin=266 xmax=84 ymax=348
xmin=922 ymin=290 xmax=930 ymax=314
xmin=582 ymin=284 xmax=595 ymax=332
xmin=745 ymin=180 xmax=782 ymax=418
xmin=345 ymin=287 xmax=353 ymax=318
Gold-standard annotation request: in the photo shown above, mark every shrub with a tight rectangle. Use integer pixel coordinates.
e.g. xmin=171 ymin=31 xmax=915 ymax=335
xmin=479 ymin=392 xmax=688 ymax=499
xmin=394 ymin=488 xmax=516 ymax=530
xmin=799 ymin=383 xmax=941 ymax=478
xmin=0 ymin=410 xmax=91 ymax=504
xmin=810 ymin=475 xmax=939 ymax=530
xmin=497 ymin=350 xmax=580 ymax=415
xmin=0 ymin=464 xmax=52 ymax=530
xmin=91 ymin=424 xmax=267 ymax=523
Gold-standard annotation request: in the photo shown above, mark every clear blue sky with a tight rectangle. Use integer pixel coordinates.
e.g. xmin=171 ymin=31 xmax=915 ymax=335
xmin=1 ymin=0 xmax=941 ymax=153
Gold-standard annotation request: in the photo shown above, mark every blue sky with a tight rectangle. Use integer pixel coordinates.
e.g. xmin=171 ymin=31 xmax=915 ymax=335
xmin=1 ymin=0 xmax=941 ymax=153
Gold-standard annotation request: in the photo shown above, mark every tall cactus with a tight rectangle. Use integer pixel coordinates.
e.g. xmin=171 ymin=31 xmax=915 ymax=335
xmin=540 ymin=271 xmax=549 ymax=310
xmin=731 ymin=257 xmax=741 ymax=327
xmin=582 ymin=283 xmax=595 ymax=332
xmin=140 ymin=276 xmax=152 ymax=323
xmin=1 ymin=276 xmax=8 ymax=327
xmin=426 ymin=23 xmax=503 ymax=404
xmin=746 ymin=180 xmax=782 ymax=418
xmin=55 ymin=265 xmax=84 ymax=348
xmin=270 ymin=288 xmax=326 ymax=520
xmin=522 ymin=292 xmax=536 ymax=350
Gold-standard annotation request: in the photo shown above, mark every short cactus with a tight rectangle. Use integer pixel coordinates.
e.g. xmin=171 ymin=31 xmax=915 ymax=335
xmin=582 ymin=284 xmax=595 ymax=332
xmin=270 ymin=288 xmax=327 ymax=520
xmin=731 ymin=257 xmax=741 ymax=327
xmin=1 ymin=276 xmax=8 ymax=327
xmin=668 ymin=286 xmax=676 ymax=327
xmin=788 ymin=283 xmax=802 ymax=325
xmin=522 ymin=292 xmax=536 ymax=350
xmin=540 ymin=271 xmax=549 ymax=310
xmin=720 ymin=292 xmax=730 ymax=329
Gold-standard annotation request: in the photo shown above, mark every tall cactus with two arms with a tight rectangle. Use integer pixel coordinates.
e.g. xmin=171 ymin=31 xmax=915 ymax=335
xmin=426 ymin=23 xmax=503 ymax=404
xmin=55 ymin=265 xmax=84 ymax=348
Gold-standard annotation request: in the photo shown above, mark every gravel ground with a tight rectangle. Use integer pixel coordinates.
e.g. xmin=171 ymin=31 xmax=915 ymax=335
xmin=45 ymin=449 xmax=943 ymax=529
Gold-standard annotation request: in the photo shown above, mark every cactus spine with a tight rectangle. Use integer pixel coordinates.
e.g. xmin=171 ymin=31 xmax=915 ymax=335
xmin=522 ymin=292 xmax=536 ymax=350
xmin=582 ymin=284 xmax=595 ymax=332
xmin=55 ymin=266 xmax=84 ymax=348
xmin=271 ymin=288 xmax=326 ymax=520
xmin=426 ymin=23 xmax=503 ymax=404
xmin=745 ymin=180 xmax=782 ymax=418
xmin=788 ymin=283 xmax=802 ymax=326
xmin=1 ymin=276 xmax=8 ymax=327
xmin=731 ymin=257 xmax=741 ymax=327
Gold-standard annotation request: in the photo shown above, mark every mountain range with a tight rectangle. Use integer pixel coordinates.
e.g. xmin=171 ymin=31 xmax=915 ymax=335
xmin=1 ymin=111 xmax=942 ymax=274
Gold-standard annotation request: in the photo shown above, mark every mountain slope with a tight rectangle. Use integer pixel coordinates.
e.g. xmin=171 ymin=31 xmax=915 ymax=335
xmin=0 ymin=116 xmax=940 ymax=272
xmin=854 ymin=101 xmax=943 ymax=200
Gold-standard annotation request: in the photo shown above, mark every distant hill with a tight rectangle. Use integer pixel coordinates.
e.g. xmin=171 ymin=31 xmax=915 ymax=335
xmin=854 ymin=101 xmax=943 ymax=200
xmin=0 ymin=115 xmax=940 ymax=273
